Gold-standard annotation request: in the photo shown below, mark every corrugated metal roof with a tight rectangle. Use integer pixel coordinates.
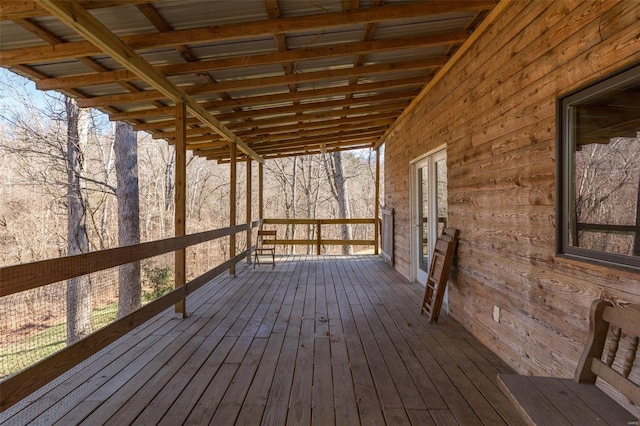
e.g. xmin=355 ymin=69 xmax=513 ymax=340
xmin=0 ymin=0 xmax=499 ymax=161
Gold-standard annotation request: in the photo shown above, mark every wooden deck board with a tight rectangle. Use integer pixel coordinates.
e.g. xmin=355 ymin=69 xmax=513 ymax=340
xmin=1 ymin=255 xmax=526 ymax=425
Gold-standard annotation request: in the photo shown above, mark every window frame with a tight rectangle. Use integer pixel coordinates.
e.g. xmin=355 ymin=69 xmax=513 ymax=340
xmin=556 ymin=63 xmax=640 ymax=272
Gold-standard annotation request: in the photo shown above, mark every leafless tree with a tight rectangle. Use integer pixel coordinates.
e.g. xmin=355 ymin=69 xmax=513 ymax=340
xmin=115 ymin=122 xmax=141 ymax=317
xmin=65 ymin=97 xmax=92 ymax=344
xmin=324 ymin=152 xmax=353 ymax=255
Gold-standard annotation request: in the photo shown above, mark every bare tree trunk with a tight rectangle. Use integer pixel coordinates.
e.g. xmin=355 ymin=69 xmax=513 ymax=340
xmin=165 ymin=149 xmax=175 ymax=212
xmin=65 ymin=97 xmax=92 ymax=345
xmin=327 ymin=152 xmax=352 ymax=254
xmin=115 ymin=122 xmax=141 ymax=318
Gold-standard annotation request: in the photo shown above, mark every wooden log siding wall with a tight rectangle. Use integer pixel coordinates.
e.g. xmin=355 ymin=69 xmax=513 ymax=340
xmin=384 ymin=0 xmax=640 ymax=379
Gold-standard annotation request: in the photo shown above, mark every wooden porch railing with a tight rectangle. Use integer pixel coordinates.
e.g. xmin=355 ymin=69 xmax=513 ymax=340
xmin=0 ymin=220 xmax=261 ymax=412
xmin=263 ymin=218 xmax=378 ymax=255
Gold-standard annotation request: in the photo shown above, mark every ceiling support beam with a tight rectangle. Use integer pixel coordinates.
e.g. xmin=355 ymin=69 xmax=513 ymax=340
xmin=139 ymin=94 xmax=414 ymax=133
xmin=246 ymin=157 xmax=252 ymax=264
xmin=374 ymin=146 xmax=380 ymax=255
xmin=374 ymin=0 xmax=509 ymax=149
xmin=3 ymin=1 xmax=497 ymax=65
xmin=109 ymin=76 xmax=426 ymax=123
xmin=34 ymin=31 xmax=468 ymax=91
xmin=74 ymin=57 xmax=446 ymax=108
xmin=37 ymin=0 xmax=263 ymax=163
xmin=229 ymin=142 xmax=237 ymax=277
xmin=174 ymin=102 xmax=187 ymax=317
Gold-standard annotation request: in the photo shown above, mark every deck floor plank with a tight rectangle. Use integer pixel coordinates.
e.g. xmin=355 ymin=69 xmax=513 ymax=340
xmin=3 ymin=255 xmax=526 ymax=426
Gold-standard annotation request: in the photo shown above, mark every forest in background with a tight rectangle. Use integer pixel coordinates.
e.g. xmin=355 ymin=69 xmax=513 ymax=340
xmin=0 ymin=70 xmax=383 ymax=269
xmin=0 ymin=70 xmax=383 ymax=377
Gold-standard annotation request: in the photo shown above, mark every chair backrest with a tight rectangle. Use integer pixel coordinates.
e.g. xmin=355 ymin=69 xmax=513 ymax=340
xmin=575 ymin=299 xmax=640 ymax=407
xmin=257 ymin=229 xmax=277 ymax=248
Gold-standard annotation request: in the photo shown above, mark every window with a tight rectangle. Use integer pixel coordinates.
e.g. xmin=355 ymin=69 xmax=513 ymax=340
xmin=558 ymin=64 xmax=640 ymax=271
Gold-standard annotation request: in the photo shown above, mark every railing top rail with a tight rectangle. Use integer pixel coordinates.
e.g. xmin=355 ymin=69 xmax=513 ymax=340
xmin=264 ymin=218 xmax=375 ymax=225
xmin=0 ymin=220 xmax=262 ymax=297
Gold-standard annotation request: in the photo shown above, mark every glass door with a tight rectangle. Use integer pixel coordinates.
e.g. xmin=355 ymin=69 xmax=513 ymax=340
xmin=412 ymin=149 xmax=448 ymax=286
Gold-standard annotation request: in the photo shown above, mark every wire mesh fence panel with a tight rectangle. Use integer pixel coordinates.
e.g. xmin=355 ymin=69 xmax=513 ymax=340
xmin=0 ymin=281 xmax=66 ymax=379
xmin=0 ymin=253 xmax=178 ymax=382
xmin=141 ymin=253 xmax=174 ymax=305
xmin=0 ymin=266 xmax=119 ymax=381
xmin=186 ymin=237 xmax=233 ymax=281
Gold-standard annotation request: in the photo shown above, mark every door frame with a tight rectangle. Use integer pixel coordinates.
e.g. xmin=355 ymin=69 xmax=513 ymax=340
xmin=409 ymin=146 xmax=447 ymax=284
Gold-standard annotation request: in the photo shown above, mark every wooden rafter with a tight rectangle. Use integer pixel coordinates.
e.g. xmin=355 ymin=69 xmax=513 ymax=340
xmin=74 ymin=57 xmax=446 ymax=108
xmin=108 ymin=76 xmax=426 ymax=123
xmin=137 ymin=92 xmax=416 ymax=132
xmin=14 ymin=15 xmax=169 ymax=116
xmin=158 ymin=112 xmax=399 ymax=141
xmin=0 ymin=0 xmax=161 ymax=21
xmin=36 ymin=0 xmax=262 ymax=163
xmin=34 ymin=31 xmax=467 ymax=91
xmin=375 ymin=0 xmax=509 ymax=149
xmin=0 ymin=0 xmax=501 ymax=161
xmin=1 ymin=1 xmax=497 ymax=65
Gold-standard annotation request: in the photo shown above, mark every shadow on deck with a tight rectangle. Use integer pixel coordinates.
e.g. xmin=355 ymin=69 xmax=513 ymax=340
xmin=0 ymin=255 xmax=525 ymax=425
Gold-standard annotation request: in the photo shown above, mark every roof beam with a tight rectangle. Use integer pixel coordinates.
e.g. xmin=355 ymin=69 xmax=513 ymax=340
xmin=201 ymin=132 xmax=381 ymax=159
xmin=210 ymin=143 xmax=375 ymax=162
xmin=375 ymin=0 xmax=509 ymax=149
xmin=108 ymin=76 xmax=427 ymax=122
xmin=242 ymin=123 xmax=393 ymax=143
xmin=74 ymin=57 xmax=446 ymax=108
xmin=1 ymin=1 xmax=497 ymax=65
xmin=135 ymin=91 xmax=416 ymax=131
xmin=157 ymin=112 xmax=399 ymax=140
xmin=34 ymin=31 xmax=468 ymax=91
xmin=0 ymin=0 xmax=160 ymax=21
xmin=37 ymin=0 xmax=262 ymax=163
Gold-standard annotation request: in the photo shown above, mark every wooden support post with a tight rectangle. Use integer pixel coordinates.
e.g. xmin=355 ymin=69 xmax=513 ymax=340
xmin=230 ymin=143 xmax=237 ymax=276
xmin=174 ymin=102 xmax=187 ymax=317
xmin=246 ymin=157 xmax=252 ymax=263
xmin=374 ymin=147 xmax=381 ymax=255
xmin=258 ymin=161 xmax=264 ymax=227
xmin=316 ymin=220 xmax=322 ymax=255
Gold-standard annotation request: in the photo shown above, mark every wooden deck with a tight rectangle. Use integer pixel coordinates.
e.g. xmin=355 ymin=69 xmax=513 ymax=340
xmin=1 ymin=255 xmax=525 ymax=425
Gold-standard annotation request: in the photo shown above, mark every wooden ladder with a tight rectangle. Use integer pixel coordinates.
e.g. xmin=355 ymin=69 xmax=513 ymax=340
xmin=420 ymin=227 xmax=459 ymax=323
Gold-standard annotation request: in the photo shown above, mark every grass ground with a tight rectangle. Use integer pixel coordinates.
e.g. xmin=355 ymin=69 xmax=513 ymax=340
xmin=0 ymin=302 xmax=118 ymax=379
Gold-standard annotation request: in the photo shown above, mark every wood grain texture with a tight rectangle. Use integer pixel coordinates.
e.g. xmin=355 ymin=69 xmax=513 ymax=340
xmin=383 ymin=0 xmax=640 ymax=387
xmin=0 ymin=256 xmax=525 ymax=424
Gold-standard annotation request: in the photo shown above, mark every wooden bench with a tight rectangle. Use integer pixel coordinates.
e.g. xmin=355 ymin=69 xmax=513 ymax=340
xmin=498 ymin=299 xmax=639 ymax=425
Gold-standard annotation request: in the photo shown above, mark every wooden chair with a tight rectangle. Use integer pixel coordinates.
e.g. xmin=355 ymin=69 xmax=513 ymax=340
xmin=254 ymin=229 xmax=276 ymax=269
xmin=498 ymin=299 xmax=640 ymax=424
xmin=420 ymin=227 xmax=459 ymax=323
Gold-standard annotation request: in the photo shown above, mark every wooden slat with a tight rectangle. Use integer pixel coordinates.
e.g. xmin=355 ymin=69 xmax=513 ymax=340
xmin=74 ymin=57 xmax=447 ymax=108
xmin=0 ymin=0 xmax=161 ymax=21
xmin=139 ymin=95 xmax=413 ymax=132
xmin=497 ymin=375 xmax=571 ymax=426
xmin=35 ymin=32 xmax=468 ymax=91
xmin=2 ymin=256 xmax=527 ymax=425
xmin=0 ymin=222 xmax=256 ymax=296
xmin=0 ymin=250 xmax=250 ymax=412
xmin=109 ymin=76 xmax=426 ymax=122
xmin=497 ymin=374 xmax=638 ymax=426
xmin=264 ymin=218 xmax=376 ymax=225
xmin=374 ymin=0 xmax=510 ymax=149
xmin=36 ymin=0 xmax=262 ymax=163
xmin=0 ymin=2 xmax=497 ymax=64
xmin=603 ymin=305 xmax=640 ymax=338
